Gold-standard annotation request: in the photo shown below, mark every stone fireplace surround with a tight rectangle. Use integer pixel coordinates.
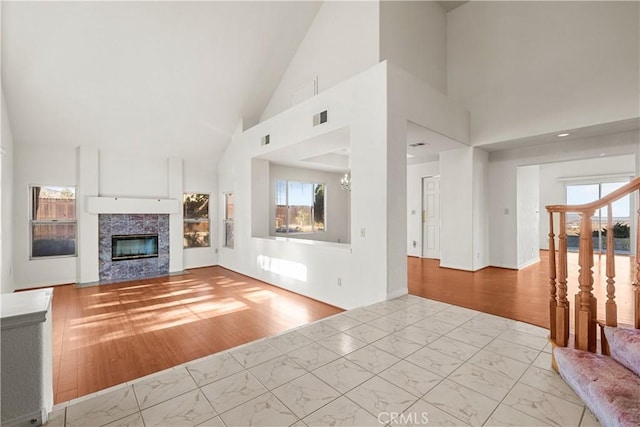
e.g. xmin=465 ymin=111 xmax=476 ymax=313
xmin=99 ymin=214 xmax=169 ymax=283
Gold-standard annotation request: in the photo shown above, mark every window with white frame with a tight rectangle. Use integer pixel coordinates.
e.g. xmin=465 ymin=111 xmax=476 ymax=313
xmin=223 ymin=193 xmax=234 ymax=248
xmin=30 ymin=185 xmax=77 ymax=258
xmin=183 ymin=193 xmax=210 ymax=248
xmin=565 ymin=178 xmax=631 ymax=254
xmin=275 ymin=180 xmax=325 ymax=233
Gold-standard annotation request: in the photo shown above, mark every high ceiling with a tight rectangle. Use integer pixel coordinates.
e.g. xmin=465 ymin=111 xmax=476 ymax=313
xmin=438 ymin=1 xmax=469 ymax=13
xmin=4 ymin=1 xmax=635 ymax=169
xmin=1 ymin=1 xmax=321 ymax=162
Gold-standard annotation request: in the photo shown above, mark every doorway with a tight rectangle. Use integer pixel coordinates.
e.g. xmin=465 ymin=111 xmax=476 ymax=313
xmin=422 ymin=176 xmax=440 ymax=259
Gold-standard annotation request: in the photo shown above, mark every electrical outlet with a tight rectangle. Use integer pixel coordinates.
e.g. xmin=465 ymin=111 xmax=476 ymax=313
xmin=337 ymin=277 xmax=342 ymax=287
xmin=412 ymin=240 xmax=417 ymax=248
xmin=360 ymin=228 xmax=366 ymax=237
xmin=215 ymin=248 xmax=219 ymax=254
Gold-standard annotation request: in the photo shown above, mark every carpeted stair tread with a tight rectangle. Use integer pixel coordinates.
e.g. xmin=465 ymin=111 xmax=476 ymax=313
xmin=554 ymin=347 xmax=640 ymax=427
xmin=605 ymin=326 xmax=640 ymax=376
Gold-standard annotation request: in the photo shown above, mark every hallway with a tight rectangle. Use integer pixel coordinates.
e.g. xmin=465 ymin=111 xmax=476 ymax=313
xmin=409 ymin=251 xmax=637 ymax=329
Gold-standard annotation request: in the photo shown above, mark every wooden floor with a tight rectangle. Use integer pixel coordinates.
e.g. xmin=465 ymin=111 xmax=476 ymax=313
xmin=409 ymin=250 xmax=637 ymax=329
xmin=52 ymin=251 xmax=637 ymax=403
xmin=52 ymin=267 xmax=342 ymax=404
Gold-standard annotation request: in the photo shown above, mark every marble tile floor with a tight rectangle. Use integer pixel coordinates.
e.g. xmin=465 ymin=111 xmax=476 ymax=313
xmin=46 ymin=295 xmax=601 ymax=427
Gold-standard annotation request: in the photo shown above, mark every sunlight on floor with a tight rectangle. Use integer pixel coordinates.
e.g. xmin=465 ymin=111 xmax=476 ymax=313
xmin=53 ymin=267 xmax=342 ymax=403
xmin=257 ymin=255 xmax=308 ymax=282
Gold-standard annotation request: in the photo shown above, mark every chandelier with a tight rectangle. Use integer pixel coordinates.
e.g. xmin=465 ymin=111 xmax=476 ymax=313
xmin=340 ymin=172 xmax=351 ymax=191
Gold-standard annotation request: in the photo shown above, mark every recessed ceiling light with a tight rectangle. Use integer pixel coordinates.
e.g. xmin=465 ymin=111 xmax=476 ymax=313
xmin=600 ymin=153 xmax=606 ymax=157
xmin=557 ymin=133 xmax=570 ymax=137
xmin=408 ymin=142 xmax=426 ymax=147
xmin=407 ymin=153 xmax=415 ymax=159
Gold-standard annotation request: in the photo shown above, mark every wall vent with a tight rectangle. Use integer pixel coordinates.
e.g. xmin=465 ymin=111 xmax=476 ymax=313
xmin=261 ymin=134 xmax=270 ymax=146
xmin=313 ymin=110 xmax=328 ymax=126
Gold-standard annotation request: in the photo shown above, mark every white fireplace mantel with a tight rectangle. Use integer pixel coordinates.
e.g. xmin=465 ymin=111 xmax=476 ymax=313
xmin=87 ymin=196 xmax=180 ymax=214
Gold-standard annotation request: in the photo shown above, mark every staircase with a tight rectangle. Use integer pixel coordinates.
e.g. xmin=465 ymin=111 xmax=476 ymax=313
xmin=546 ymin=178 xmax=640 ymax=427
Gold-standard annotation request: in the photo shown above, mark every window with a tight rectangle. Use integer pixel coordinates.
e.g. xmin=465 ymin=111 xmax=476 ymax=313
xmin=223 ymin=193 xmax=234 ymax=248
xmin=30 ymin=185 xmax=77 ymax=258
xmin=275 ymin=180 xmax=325 ymax=233
xmin=565 ymin=179 xmax=631 ymax=254
xmin=183 ymin=193 xmax=210 ymax=248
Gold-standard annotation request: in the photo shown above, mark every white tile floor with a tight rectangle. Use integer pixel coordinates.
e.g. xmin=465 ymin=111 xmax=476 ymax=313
xmin=47 ymin=295 xmax=602 ymax=427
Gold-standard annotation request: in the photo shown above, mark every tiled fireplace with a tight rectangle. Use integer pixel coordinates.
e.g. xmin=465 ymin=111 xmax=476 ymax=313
xmin=99 ymin=214 xmax=169 ymax=283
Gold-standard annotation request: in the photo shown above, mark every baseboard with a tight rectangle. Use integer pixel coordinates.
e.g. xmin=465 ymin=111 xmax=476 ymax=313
xmin=518 ymin=257 xmax=541 ymax=270
xmin=438 ymin=263 xmax=475 ymax=272
xmin=387 ymin=288 xmax=408 ymax=300
xmin=75 ymin=280 xmax=100 ymax=288
xmin=1 ymin=408 xmax=46 ymax=427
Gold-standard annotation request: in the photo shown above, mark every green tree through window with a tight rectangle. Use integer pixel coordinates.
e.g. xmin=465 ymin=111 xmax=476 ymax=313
xmin=183 ymin=193 xmax=210 ymax=248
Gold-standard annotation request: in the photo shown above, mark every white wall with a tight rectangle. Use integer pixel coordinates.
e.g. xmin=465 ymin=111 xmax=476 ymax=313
xmin=406 ymin=161 xmax=439 ymax=257
xmin=538 ymin=155 xmax=636 ymax=250
xmin=76 ymin=146 xmax=99 ymax=284
xmin=472 ymin=148 xmax=490 ymax=270
xmin=99 ymin=151 xmax=168 ymax=198
xmin=489 ymin=130 xmax=639 ymax=269
xmin=380 ymin=0 xmax=447 ymax=93
xmin=13 ymin=145 xmax=217 ymax=288
xmin=220 ymin=63 xmax=403 ymax=310
xmin=268 ymin=164 xmax=349 ymax=244
xmin=13 ymin=145 xmax=78 ymax=288
xmin=384 ymin=59 xmax=469 ymax=273
xmin=1 ymin=88 xmax=15 ymax=293
xmin=260 ymin=1 xmax=380 ymax=121
xmin=516 ymin=165 xmax=540 ymax=269
xmin=448 ymin=1 xmax=640 ymax=145
xmin=439 ymin=148 xmax=471 ymax=270
xmin=440 ymin=147 xmax=489 ymax=271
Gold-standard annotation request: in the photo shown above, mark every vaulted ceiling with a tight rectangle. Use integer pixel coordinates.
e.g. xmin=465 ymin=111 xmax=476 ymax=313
xmin=4 ymin=1 xmax=635 ymax=168
xmin=1 ymin=1 xmax=321 ymax=162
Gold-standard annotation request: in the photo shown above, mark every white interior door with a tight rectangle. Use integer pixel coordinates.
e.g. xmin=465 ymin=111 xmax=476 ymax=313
xmin=422 ymin=176 xmax=440 ymax=259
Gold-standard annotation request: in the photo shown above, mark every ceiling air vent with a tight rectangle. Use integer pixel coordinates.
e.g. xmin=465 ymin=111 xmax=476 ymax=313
xmin=408 ymin=142 xmax=427 ymax=147
xmin=313 ymin=110 xmax=328 ymax=126
xmin=261 ymin=134 xmax=270 ymax=146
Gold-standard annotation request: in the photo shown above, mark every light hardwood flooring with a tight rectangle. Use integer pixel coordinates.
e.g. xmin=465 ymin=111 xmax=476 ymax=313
xmin=52 ymin=251 xmax=636 ymax=404
xmin=409 ymin=250 xmax=637 ymax=329
xmin=52 ymin=267 xmax=342 ymax=404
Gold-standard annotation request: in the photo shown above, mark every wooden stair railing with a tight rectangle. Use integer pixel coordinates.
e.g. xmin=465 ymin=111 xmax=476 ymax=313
xmin=546 ymin=177 xmax=640 ymax=355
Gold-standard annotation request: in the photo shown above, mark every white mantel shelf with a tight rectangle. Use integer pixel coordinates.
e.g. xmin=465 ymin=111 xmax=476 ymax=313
xmin=1 ymin=288 xmax=53 ymax=330
xmin=87 ymin=196 xmax=180 ymax=214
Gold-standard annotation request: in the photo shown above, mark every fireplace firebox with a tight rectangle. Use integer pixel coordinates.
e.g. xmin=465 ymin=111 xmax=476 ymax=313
xmin=112 ymin=234 xmax=159 ymax=261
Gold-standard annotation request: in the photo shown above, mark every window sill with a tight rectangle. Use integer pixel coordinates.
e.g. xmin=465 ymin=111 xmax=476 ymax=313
xmin=252 ymin=236 xmax=352 ymax=252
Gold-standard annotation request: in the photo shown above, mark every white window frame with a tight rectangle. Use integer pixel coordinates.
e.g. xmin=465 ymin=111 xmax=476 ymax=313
xmin=223 ymin=192 xmax=234 ymax=249
xmin=183 ymin=193 xmax=211 ymax=248
xmin=29 ymin=185 xmax=77 ymax=259
xmin=563 ymin=176 xmax=635 ymax=253
xmin=275 ymin=179 xmax=325 ymax=234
